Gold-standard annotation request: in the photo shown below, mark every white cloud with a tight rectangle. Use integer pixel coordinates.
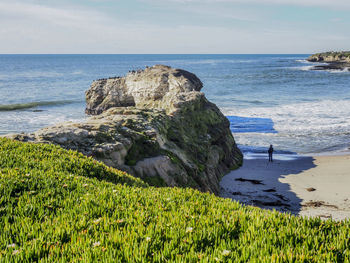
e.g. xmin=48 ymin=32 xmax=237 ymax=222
xmin=0 ymin=1 xmax=112 ymax=30
xmin=150 ymin=0 xmax=350 ymax=9
xmin=0 ymin=1 xmax=134 ymax=53
xmin=0 ymin=0 xmax=349 ymax=53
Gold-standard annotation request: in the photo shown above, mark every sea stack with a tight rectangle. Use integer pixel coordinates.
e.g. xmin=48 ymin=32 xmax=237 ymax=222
xmin=6 ymin=65 xmax=243 ymax=194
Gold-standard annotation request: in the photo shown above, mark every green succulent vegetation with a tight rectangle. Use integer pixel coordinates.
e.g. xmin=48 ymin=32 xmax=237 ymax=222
xmin=0 ymin=138 xmax=349 ymax=262
xmin=315 ymin=51 xmax=350 ymax=58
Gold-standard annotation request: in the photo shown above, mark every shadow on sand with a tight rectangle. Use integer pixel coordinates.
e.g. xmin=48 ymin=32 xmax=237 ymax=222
xmin=220 ymin=155 xmax=316 ymax=215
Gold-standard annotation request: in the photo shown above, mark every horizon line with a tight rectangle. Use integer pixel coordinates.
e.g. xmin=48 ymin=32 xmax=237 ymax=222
xmin=0 ymin=53 xmax=312 ymax=55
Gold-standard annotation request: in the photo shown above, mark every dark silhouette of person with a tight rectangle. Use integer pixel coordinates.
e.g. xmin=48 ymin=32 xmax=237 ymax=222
xmin=268 ymin=145 xmax=274 ymax=162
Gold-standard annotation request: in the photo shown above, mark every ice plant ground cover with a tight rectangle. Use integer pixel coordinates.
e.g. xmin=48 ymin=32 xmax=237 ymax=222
xmin=0 ymin=138 xmax=349 ymax=262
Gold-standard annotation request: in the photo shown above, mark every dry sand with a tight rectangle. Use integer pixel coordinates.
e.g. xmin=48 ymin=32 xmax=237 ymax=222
xmin=220 ymin=154 xmax=350 ymax=221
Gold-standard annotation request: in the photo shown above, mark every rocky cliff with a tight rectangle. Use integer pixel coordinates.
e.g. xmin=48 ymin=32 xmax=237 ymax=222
xmin=307 ymin=52 xmax=350 ymax=71
xmin=307 ymin=51 xmax=350 ymax=63
xmin=6 ymin=65 xmax=243 ymax=194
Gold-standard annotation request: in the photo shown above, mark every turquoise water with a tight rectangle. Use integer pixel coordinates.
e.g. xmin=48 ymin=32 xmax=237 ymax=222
xmin=1 ymin=54 xmax=350 ymax=155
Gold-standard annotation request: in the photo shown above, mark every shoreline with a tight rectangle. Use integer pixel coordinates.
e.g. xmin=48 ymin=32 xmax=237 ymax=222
xmin=220 ymin=153 xmax=350 ymax=221
xmin=310 ymin=62 xmax=350 ymax=71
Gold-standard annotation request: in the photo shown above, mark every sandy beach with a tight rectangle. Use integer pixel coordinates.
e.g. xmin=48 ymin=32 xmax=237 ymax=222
xmin=220 ymin=154 xmax=350 ymax=221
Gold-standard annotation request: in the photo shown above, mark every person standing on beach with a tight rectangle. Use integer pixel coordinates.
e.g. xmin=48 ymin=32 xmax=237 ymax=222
xmin=268 ymin=145 xmax=274 ymax=162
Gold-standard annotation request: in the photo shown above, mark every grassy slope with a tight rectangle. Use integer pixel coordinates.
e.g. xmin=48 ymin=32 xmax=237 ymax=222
xmin=0 ymin=138 xmax=349 ymax=262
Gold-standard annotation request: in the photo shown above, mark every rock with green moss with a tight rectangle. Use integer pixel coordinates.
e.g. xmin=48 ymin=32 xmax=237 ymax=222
xmin=307 ymin=51 xmax=350 ymax=71
xmin=308 ymin=51 xmax=350 ymax=63
xmin=6 ymin=65 xmax=242 ymax=194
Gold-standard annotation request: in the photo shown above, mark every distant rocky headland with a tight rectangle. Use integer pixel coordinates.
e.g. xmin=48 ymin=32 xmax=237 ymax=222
xmin=6 ymin=65 xmax=243 ymax=194
xmin=307 ymin=51 xmax=350 ymax=71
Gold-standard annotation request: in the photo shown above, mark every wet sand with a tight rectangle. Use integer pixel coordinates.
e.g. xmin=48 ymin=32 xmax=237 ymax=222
xmin=220 ymin=155 xmax=350 ymax=221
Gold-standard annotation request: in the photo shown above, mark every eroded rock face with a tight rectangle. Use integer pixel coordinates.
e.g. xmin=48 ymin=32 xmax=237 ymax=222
xmin=86 ymin=65 xmax=203 ymax=115
xmin=7 ymin=65 xmax=242 ymax=194
xmin=307 ymin=52 xmax=350 ymax=63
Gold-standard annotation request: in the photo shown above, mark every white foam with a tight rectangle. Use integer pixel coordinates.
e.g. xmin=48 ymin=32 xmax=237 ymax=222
xmin=327 ymin=67 xmax=350 ymax=73
xmin=291 ymin=65 xmax=350 ymax=73
xmin=295 ymin=59 xmax=309 ymax=63
xmin=244 ymin=152 xmax=300 ymax=161
xmin=299 ymin=65 xmax=315 ymax=71
xmin=292 ymin=59 xmax=330 ymax=72
xmin=0 ymin=108 xmax=86 ymax=135
xmin=224 ymin=100 xmax=350 ymax=133
xmin=223 ymin=99 xmax=350 ymax=154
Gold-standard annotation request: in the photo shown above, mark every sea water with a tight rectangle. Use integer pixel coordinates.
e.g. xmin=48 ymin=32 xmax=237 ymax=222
xmin=1 ymin=54 xmax=349 ymax=156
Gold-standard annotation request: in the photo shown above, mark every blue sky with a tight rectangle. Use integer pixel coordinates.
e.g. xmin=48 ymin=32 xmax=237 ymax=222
xmin=0 ymin=0 xmax=349 ymax=53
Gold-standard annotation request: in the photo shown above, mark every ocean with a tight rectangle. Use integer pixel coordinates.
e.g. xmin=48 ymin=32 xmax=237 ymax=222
xmin=1 ymin=54 xmax=350 ymax=157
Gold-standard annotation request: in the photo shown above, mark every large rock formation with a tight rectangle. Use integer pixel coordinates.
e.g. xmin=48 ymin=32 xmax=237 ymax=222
xmin=6 ymin=65 xmax=242 ymax=194
xmin=307 ymin=51 xmax=350 ymax=71
xmin=86 ymin=65 xmax=203 ymax=115
xmin=307 ymin=51 xmax=350 ymax=63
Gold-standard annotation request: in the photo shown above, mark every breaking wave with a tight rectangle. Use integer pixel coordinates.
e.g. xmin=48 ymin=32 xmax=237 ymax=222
xmin=222 ymin=100 xmax=350 ymax=154
xmin=0 ymin=100 xmax=78 ymax=111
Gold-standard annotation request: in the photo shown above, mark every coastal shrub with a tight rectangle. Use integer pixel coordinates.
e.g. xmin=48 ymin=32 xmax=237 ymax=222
xmin=0 ymin=138 xmax=349 ymax=262
xmin=314 ymin=51 xmax=350 ymax=59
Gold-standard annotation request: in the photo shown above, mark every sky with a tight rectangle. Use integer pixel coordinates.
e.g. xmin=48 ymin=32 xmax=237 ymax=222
xmin=0 ymin=0 xmax=349 ymax=54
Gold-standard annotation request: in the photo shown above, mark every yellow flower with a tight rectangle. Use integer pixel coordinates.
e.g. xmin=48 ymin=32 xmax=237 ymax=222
xmin=222 ymin=250 xmax=231 ymax=256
